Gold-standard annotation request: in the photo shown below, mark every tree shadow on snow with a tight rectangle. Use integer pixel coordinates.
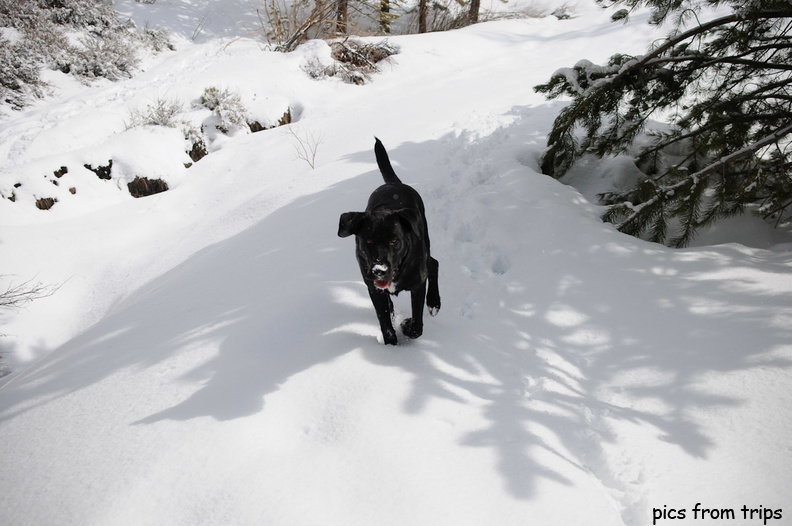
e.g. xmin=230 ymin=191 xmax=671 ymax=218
xmin=1 ymin=115 xmax=790 ymax=521
xmin=0 ymin=174 xmax=378 ymax=426
xmin=333 ymin=122 xmax=792 ymax=509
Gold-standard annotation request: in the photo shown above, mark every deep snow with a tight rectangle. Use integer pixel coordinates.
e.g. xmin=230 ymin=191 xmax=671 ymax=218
xmin=1 ymin=1 xmax=791 ymax=525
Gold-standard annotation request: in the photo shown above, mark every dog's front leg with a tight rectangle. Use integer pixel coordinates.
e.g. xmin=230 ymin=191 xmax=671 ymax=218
xmin=368 ymin=287 xmax=397 ymax=345
xmin=427 ymin=256 xmax=441 ymax=316
xmin=401 ymin=281 xmax=427 ymax=339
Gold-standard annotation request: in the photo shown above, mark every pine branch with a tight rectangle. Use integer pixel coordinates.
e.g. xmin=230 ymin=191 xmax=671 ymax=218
xmin=639 ymin=111 xmax=788 ymax=163
xmin=614 ymin=123 xmax=792 ymax=239
xmin=538 ymin=11 xmax=791 ymax=178
xmin=538 ymin=2 xmax=792 ymax=246
xmin=647 ymin=53 xmax=792 ymax=72
xmin=607 ymin=10 xmax=792 ymax=86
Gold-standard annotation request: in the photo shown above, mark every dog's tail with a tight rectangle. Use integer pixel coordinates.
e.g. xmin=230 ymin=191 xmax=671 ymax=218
xmin=374 ymin=137 xmax=401 ymax=184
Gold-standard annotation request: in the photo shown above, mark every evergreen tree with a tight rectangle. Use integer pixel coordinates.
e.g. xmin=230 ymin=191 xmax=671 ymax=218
xmin=380 ymin=0 xmax=391 ymax=33
xmin=535 ymin=0 xmax=792 ymax=247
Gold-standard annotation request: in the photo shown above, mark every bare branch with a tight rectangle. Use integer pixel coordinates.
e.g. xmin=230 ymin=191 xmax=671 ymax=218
xmin=0 ymin=277 xmax=59 ymax=310
xmin=284 ymin=126 xmax=323 ymax=169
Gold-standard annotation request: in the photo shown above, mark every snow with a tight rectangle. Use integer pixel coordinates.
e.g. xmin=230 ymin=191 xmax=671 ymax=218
xmin=1 ymin=1 xmax=791 ymax=525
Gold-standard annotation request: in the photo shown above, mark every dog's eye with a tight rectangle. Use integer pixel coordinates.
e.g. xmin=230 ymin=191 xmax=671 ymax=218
xmin=390 ymin=238 xmax=399 ymax=245
xmin=366 ymin=239 xmax=374 ymax=244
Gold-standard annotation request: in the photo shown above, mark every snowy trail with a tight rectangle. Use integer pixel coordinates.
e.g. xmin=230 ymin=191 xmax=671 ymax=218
xmin=0 ymin=154 xmax=626 ymax=525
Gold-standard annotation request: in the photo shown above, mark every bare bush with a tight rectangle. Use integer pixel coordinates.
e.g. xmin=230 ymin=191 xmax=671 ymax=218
xmin=285 ymin=126 xmax=323 ymax=169
xmin=65 ymin=32 xmax=140 ymax=80
xmin=261 ymin=0 xmax=338 ymax=51
xmin=127 ymin=98 xmax=185 ymax=128
xmin=199 ymin=86 xmax=250 ymax=133
xmin=0 ymin=276 xmax=57 ymax=310
xmin=303 ymin=38 xmax=398 ymax=85
xmin=0 ymin=35 xmax=46 ymax=110
xmin=126 ymin=97 xmax=207 ymax=162
xmin=140 ymin=25 xmax=175 ymax=53
xmin=331 ymin=38 xmax=398 ymax=67
xmin=0 ymin=0 xmax=172 ymax=109
xmin=1 ymin=276 xmax=58 ymax=376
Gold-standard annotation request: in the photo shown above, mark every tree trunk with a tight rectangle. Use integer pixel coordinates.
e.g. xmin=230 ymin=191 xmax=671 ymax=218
xmin=336 ymin=0 xmax=348 ymax=34
xmin=468 ymin=0 xmax=480 ymax=25
xmin=418 ymin=0 xmax=427 ymax=33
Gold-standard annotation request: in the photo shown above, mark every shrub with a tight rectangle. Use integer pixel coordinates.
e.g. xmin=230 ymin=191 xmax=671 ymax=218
xmin=126 ymin=98 xmax=210 ymax=163
xmin=0 ymin=0 xmax=172 ymax=109
xmin=139 ymin=25 xmax=174 ymax=53
xmin=199 ymin=86 xmax=250 ymax=133
xmin=65 ymin=32 xmax=139 ymax=80
xmin=331 ymin=39 xmax=398 ymax=68
xmin=304 ymin=39 xmax=399 ymax=85
xmin=127 ymin=98 xmax=184 ymax=128
xmin=0 ymin=35 xmax=45 ymax=109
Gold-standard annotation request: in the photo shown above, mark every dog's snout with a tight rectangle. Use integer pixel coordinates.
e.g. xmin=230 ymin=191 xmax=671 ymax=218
xmin=372 ymin=263 xmax=389 ymax=277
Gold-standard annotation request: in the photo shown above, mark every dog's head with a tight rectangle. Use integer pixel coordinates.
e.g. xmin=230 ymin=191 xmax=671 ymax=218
xmin=338 ymin=208 xmax=422 ymax=290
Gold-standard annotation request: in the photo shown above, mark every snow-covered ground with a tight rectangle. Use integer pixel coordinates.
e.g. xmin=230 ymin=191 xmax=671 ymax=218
xmin=1 ymin=1 xmax=791 ymax=525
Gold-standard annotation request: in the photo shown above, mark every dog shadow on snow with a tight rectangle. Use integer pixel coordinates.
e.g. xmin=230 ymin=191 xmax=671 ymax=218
xmin=3 ymin=126 xmax=791 ymax=517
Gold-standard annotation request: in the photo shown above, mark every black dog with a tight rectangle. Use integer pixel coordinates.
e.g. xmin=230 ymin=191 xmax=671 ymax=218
xmin=338 ymin=138 xmax=441 ymax=345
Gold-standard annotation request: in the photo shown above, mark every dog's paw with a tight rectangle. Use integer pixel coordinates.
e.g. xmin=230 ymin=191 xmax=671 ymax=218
xmin=400 ymin=318 xmax=423 ymax=339
xmin=427 ymin=294 xmax=441 ymax=317
xmin=383 ymin=328 xmax=398 ymax=345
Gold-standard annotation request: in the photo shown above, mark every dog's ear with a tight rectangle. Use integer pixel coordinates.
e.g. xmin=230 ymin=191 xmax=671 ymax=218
xmin=338 ymin=212 xmax=366 ymax=238
xmin=394 ymin=208 xmax=422 ymax=239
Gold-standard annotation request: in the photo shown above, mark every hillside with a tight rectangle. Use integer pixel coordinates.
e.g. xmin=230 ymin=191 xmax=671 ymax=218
xmin=1 ymin=1 xmax=791 ymax=525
